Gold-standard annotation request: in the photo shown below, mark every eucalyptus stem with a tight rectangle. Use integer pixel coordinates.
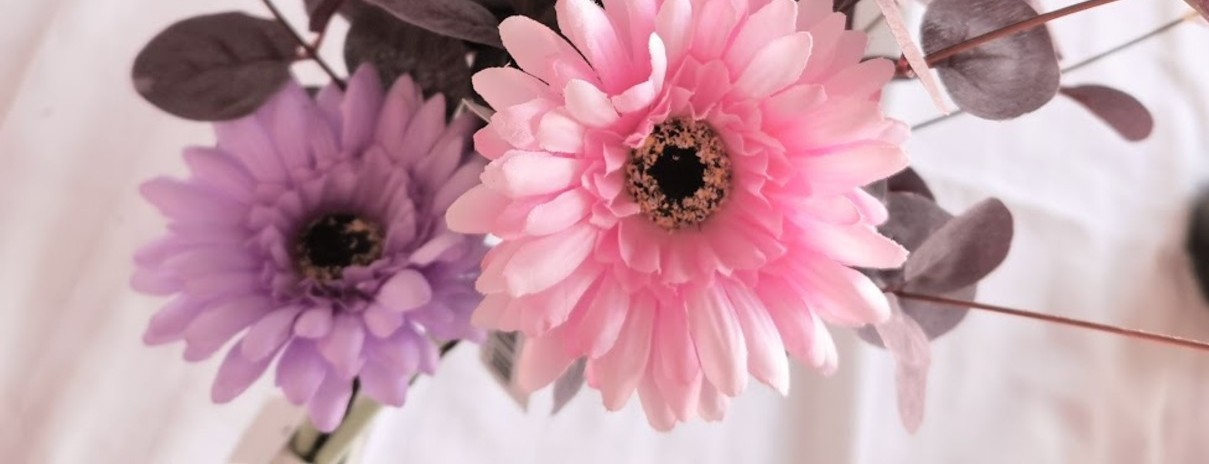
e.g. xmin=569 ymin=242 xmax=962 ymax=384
xmin=894 ymin=290 xmax=1209 ymax=353
xmin=922 ymin=0 xmax=1121 ymax=68
xmin=910 ymin=13 xmax=1194 ymax=131
xmin=260 ymin=0 xmax=346 ymax=89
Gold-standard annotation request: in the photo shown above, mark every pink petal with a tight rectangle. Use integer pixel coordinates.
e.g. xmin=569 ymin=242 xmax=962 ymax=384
xmin=655 ymin=0 xmax=693 ymax=65
xmin=807 ymin=221 xmax=908 ymax=269
xmin=848 ymin=188 xmax=890 ymax=224
xmin=800 ymin=257 xmax=891 ymax=325
xmin=690 ymin=0 xmax=740 ymax=59
xmin=536 ymin=110 xmax=586 ymax=153
xmin=518 ymin=264 xmax=601 ymax=335
xmin=376 ymin=269 xmax=433 ymax=312
xmin=482 ymin=151 xmax=582 ymax=198
xmin=499 ymin=16 xmax=596 ymax=89
xmin=432 ymin=160 xmax=487 ymax=213
xmin=470 ymin=293 xmax=510 ymax=328
xmin=556 ymin=0 xmax=630 ymax=88
xmin=725 ymin=284 xmax=789 ymax=395
xmin=446 ymin=184 xmax=510 ymax=234
xmin=725 ymin=0 xmax=798 ymax=73
xmin=525 ymin=188 xmax=593 ymax=236
xmin=637 ymin=376 xmax=678 ymax=431
xmin=685 ymin=287 xmax=748 ymax=396
xmin=796 ymin=0 xmax=833 ymax=29
xmin=276 ymin=341 xmax=327 ymax=404
xmin=697 ymin=380 xmax=730 ymax=421
xmin=592 ymin=296 xmax=655 ymax=410
xmin=564 ymin=79 xmax=620 ymax=128
xmin=824 ymin=59 xmax=894 ymax=99
xmin=797 ymin=143 xmax=908 ymax=195
xmin=502 ymin=222 xmax=597 ymax=296
xmin=567 ymin=280 xmax=629 ymax=357
xmin=212 ymin=346 xmax=273 ymax=403
xmin=240 ymin=306 xmax=302 ymax=361
xmin=734 ymin=32 xmax=813 ymax=99
xmin=516 ymin=330 xmax=577 ymax=392
xmin=473 ymin=67 xmax=549 ymax=110
xmin=798 ymin=195 xmax=861 ymax=225
xmin=610 ymin=35 xmax=667 ymax=113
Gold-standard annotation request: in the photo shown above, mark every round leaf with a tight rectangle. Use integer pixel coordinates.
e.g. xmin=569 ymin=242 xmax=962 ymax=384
xmin=365 ymin=0 xmax=503 ymax=48
xmin=1060 ymin=85 xmax=1155 ymax=142
xmin=132 ymin=13 xmax=297 ymax=121
xmin=859 ymin=192 xmax=973 ymax=343
xmin=904 ymin=198 xmax=1014 ymax=293
xmin=888 ymin=168 xmax=935 ymax=201
xmin=345 ymin=6 xmax=472 ymax=105
xmin=921 ymin=0 xmax=1060 ymax=120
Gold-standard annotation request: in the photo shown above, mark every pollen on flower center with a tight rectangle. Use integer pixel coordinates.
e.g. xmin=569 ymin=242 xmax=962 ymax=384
xmin=295 ymin=213 xmax=384 ymax=282
xmin=625 ymin=119 xmax=732 ymax=230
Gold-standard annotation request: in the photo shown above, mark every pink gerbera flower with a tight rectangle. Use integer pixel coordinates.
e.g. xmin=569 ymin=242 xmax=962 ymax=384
xmin=134 ymin=67 xmax=486 ymax=431
xmin=447 ymin=0 xmax=909 ymax=429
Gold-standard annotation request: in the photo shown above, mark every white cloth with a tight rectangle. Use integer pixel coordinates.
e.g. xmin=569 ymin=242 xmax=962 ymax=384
xmin=2 ymin=0 xmax=1208 ymax=463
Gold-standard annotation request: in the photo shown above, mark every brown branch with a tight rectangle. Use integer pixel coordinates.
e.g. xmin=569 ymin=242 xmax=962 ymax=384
xmin=894 ymin=290 xmax=1209 ymax=353
xmin=260 ymin=0 xmax=346 ymax=89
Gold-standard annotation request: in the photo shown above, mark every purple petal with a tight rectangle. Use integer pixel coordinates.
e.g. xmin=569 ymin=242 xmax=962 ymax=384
xmin=212 ymin=346 xmax=273 ymax=403
xmin=130 ymin=267 xmax=181 ymax=296
xmin=358 ymin=360 xmax=409 ymax=406
xmin=240 ymin=306 xmax=303 ymax=360
xmin=317 ymin=314 xmax=366 ymax=379
xmin=307 ymin=371 xmax=354 ymax=432
xmin=376 ymin=269 xmax=432 ymax=312
xmin=363 ymin=303 xmax=405 ymax=338
xmin=140 ymin=178 xmax=245 ymax=224
xmin=276 ymin=341 xmax=327 ymax=404
xmin=295 ymin=306 xmax=335 ymax=339
xmin=342 ymin=65 xmax=385 ymax=154
xmin=143 ymin=297 xmax=204 ymax=345
xmin=184 ymin=295 xmax=272 ymax=347
xmin=182 ymin=147 xmax=255 ymax=200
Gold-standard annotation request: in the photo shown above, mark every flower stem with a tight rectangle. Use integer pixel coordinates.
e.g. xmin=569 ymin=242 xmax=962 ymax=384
xmin=922 ymin=0 xmax=1121 ymax=68
xmin=893 ymin=290 xmax=1209 ymax=352
xmin=260 ymin=0 xmax=346 ymax=89
xmin=909 ymin=13 xmax=1195 ymax=131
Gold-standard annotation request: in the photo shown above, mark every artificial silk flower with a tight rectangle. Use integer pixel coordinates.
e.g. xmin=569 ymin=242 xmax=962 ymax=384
xmin=133 ymin=66 xmax=487 ymax=431
xmin=446 ymin=0 xmax=910 ymax=429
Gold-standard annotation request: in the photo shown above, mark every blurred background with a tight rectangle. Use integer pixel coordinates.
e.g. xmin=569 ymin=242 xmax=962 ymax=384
xmin=3 ymin=0 xmax=1209 ymax=462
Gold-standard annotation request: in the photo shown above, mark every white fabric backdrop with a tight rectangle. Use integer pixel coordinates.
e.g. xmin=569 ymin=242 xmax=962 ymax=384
xmin=3 ymin=0 xmax=1209 ymax=463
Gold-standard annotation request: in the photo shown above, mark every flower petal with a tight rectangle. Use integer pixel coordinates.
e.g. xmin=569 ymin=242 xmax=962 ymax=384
xmin=376 ymin=269 xmax=433 ymax=312
xmin=734 ymin=32 xmax=813 ymax=99
xmin=240 ymin=306 xmax=302 ymax=361
xmin=212 ymin=346 xmax=273 ymax=403
xmin=685 ymin=287 xmax=748 ymax=396
xmin=502 ymin=222 xmax=597 ymax=296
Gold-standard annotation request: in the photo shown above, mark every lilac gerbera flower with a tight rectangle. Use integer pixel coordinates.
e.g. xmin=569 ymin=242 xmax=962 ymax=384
xmin=133 ymin=66 xmax=487 ymax=431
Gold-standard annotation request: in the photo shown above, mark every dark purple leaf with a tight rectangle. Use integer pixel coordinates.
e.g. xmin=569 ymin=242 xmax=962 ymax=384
xmin=305 ymin=0 xmax=369 ymax=19
xmin=345 ymin=5 xmax=471 ymax=107
xmin=551 ymin=359 xmax=586 ymax=414
xmin=131 ymin=13 xmax=297 ymax=121
xmin=364 ymin=0 xmax=503 ymax=48
xmin=921 ymin=0 xmax=1060 ymax=120
xmin=887 ymin=168 xmax=934 ymax=201
xmin=1187 ymin=0 xmax=1209 ymax=21
xmin=859 ymin=192 xmax=973 ymax=343
xmin=905 ymin=198 xmax=1014 ymax=293
xmin=1060 ymin=85 xmax=1155 ymax=142
xmin=874 ymin=296 xmax=932 ymax=433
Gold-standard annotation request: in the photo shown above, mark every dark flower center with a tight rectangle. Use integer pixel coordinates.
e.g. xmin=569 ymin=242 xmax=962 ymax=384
xmin=295 ymin=213 xmax=384 ymax=282
xmin=625 ymin=119 xmax=731 ymax=230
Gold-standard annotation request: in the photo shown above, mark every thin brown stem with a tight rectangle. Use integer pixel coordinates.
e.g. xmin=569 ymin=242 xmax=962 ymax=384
xmin=909 ymin=13 xmax=1193 ymax=131
xmin=862 ymin=12 xmax=886 ymax=33
xmin=922 ymin=0 xmax=1121 ymax=68
xmin=260 ymin=0 xmax=346 ymax=89
xmin=894 ymin=290 xmax=1209 ymax=353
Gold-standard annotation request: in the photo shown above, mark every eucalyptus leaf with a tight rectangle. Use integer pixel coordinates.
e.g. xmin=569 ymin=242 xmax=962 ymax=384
xmin=887 ymin=168 xmax=934 ymax=201
xmin=921 ymin=0 xmax=1060 ymax=120
xmin=859 ymin=192 xmax=973 ymax=343
xmin=131 ymin=13 xmax=297 ymax=121
xmin=905 ymin=198 xmax=1014 ymax=293
xmin=1060 ymin=85 xmax=1155 ymax=142
xmin=364 ymin=0 xmax=503 ymax=48
xmin=551 ymin=359 xmax=586 ymax=414
xmin=346 ymin=5 xmax=471 ymax=105
xmin=305 ymin=0 xmax=369 ymax=19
